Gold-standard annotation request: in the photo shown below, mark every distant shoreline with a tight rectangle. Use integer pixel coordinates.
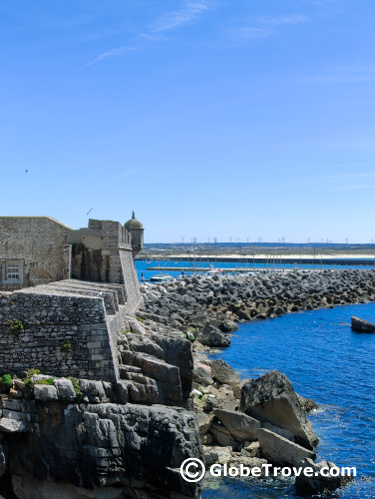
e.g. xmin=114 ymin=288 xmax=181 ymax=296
xmin=138 ymin=253 xmax=375 ymax=266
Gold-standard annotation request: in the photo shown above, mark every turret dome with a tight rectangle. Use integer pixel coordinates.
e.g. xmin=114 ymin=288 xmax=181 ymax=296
xmin=125 ymin=211 xmax=143 ymax=230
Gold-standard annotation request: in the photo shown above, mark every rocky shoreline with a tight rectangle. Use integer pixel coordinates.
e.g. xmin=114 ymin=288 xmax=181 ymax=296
xmin=0 ymin=268 xmax=369 ymax=498
xmin=140 ymin=268 xmax=371 ymax=495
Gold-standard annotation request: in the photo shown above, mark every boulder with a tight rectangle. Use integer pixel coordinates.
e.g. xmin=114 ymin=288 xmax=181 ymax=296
xmin=219 ymin=319 xmax=238 ymax=333
xmin=33 ymin=385 xmax=58 ymax=402
xmin=0 ymin=418 xmax=32 ymax=433
xmin=53 ymin=379 xmax=76 ymax=402
xmin=295 ymin=457 xmax=354 ymax=496
xmin=227 ymin=455 xmax=267 ymax=474
xmin=243 ymin=441 xmax=261 ymax=458
xmin=196 ymin=412 xmax=213 ymax=434
xmin=210 ymin=423 xmax=239 ymax=449
xmin=211 ymin=359 xmax=240 ymax=388
xmin=198 ymin=323 xmax=231 ymax=347
xmin=351 ymin=316 xmax=375 ymax=333
xmin=193 ymin=366 xmax=214 ymax=387
xmin=297 ymin=394 xmax=318 ymax=412
xmin=240 ymin=370 xmax=318 ymax=449
xmin=79 ymin=380 xmax=107 ymax=404
xmin=214 ymin=408 xmax=260 ymax=442
xmin=257 ymin=428 xmax=315 ymax=466
xmin=261 ymin=422 xmax=295 ymax=442
xmin=203 ymin=445 xmax=232 ymax=465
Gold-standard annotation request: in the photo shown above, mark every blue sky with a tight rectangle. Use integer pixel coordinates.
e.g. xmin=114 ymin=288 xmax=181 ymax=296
xmin=1 ymin=1 xmax=375 ymax=243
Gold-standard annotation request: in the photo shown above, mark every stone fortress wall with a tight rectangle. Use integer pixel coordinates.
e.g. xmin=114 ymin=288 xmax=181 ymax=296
xmin=0 ymin=213 xmax=144 ymax=381
xmin=0 ymin=217 xmax=71 ymax=291
xmin=0 ymin=281 xmax=125 ymax=381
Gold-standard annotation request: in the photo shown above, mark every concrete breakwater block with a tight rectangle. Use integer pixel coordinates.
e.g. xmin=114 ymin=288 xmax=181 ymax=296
xmin=351 ymin=316 xmax=375 ymax=333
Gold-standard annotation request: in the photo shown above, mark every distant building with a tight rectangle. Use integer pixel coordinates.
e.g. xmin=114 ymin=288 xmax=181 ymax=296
xmin=0 ymin=213 xmax=144 ymax=309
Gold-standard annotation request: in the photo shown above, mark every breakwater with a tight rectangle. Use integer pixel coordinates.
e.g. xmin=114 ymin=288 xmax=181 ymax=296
xmin=142 ymin=268 xmax=375 ymax=338
xmin=140 ymin=268 xmax=375 ymax=496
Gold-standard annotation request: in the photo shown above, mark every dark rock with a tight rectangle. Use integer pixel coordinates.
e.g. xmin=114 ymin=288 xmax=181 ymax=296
xmin=297 ymin=394 xmax=319 ymax=412
xmin=0 ymin=401 xmax=203 ymax=498
xmin=219 ymin=319 xmax=238 ymax=333
xmin=351 ymin=316 xmax=375 ymax=333
xmin=257 ymin=428 xmax=315 ymax=466
xmin=295 ymin=457 xmax=354 ymax=496
xmin=211 ymin=359 xmax=240 ymax=387
xmin=198 ymin=323 xmax=230 ymax=348
xmin=214 ymin=408 xmax=260 ymax=442
xmin=240 ymin=370 xmax=318 ymax=450
xmin=193 ymin=366 xmax=214 ymax=387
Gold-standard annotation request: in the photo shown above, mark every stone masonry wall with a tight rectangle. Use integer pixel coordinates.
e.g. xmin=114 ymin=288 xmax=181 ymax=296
xmin=0 ymin=291 xmax=118 ymax=382
xmin=0 ymin=217 xmax=70 ymax=291
xmin=120 ymin=249 xmax=143 ymax=311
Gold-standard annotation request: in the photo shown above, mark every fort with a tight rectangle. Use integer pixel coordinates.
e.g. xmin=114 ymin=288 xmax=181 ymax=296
xmin=0 ymin=213 xmax=201 ymax=499
xmin=0 ymin=213 xmax=145 ymax=382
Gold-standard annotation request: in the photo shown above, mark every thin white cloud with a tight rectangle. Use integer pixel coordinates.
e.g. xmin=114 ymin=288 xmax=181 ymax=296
xmin=232 ymin=13 xmax=307 ymax=43
xmin=81 ymin=46 xmax=135 ymax=68
xmin=258 ymin=14 xmax=308 ymax=26
xmin=154 ymin=1 xmax=210 ymax=32
xmin=82 ymin=1 xmax=211 ymax=68
xmin=235 ymin=26 xmax=271 ymax=40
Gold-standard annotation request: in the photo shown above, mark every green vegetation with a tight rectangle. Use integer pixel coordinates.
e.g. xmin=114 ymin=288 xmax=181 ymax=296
xmin=61 ymin=341 xmax=72 ymax=353
xmin=7 ymin=319 xmax=24 ymax=332
xmin=1 ymin=374 xmax=12 ymax=391
xmin=122 ymin=329 xmax=132 ymax=334
xmin=35 ymin=378 xmax=54 ymax=385
xmin=135 ymin=316 xmax=144 ymax=323
xmin=27 ymin=368 xmax=40 ymax=378
xmin=67 ymin=377 xmax=83 ymax=403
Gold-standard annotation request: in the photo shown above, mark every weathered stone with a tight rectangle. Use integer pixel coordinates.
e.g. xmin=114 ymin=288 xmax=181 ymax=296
xmin=79 ymin=380 xmax=107 ymax=404
xmin=240 ymin=370 xmax=318 ymax=449
xmin=214 ymin=408 xmax=260 ymax=442
xmin=33 ymin=385 xmax=58 ymax=402
xmin=0 ymin=418 xmax=32 ymax=433
xmin=53 ymin=379 xmax=76 ymax=402
xmin=193 ymin=366 xmax=214 ymax=387
xmin=257 ymin=428 xmax=315 ymax=466
xmin=219 ymin=319 xmax=238 ymax=333
xmin=262 ymin=422 xmax=295 ymax=442
xmin=196 ymin=412 xmax=213 ymax=434
xmin=295 ymin=457 xmax=354 ymax=496
xmin=211 ymin=359 xmax=240 ymax=388
xmin=203 ymin=445 xmax=232 ymax=465
xmin=210 ymin=423 xmax=239 ymax=449
xmin=297 ymin=394 xmax=318 ymax=412
xmin=2 ymin=402 xmax=203 ymax=498
xmin=243 ymin=441 xmax=261 ymax=458
xmin=115 ymin=381 xmax=129 ymax=404
xmin=198 ymin=323 xmax=230 ymax=347
xmin=351 ymin=316 xmax=375 ymax=333
xmin=0 ymin=443 xmax=5 ymax=478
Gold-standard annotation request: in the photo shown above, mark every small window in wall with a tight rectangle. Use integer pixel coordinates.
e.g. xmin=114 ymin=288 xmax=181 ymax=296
xmin=2 ymin=260 xmax=24 ymax=284
xmin=7 ymin=264 xmax=20 ymax=280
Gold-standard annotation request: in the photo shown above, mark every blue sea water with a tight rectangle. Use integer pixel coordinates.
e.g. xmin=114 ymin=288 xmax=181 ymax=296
xmin=135 ymin=259 xmax=368 ymax=282
xmin=135 ymin=260 xmax=375 ymax=497
xmin=204 ymin=303 xmax=375 ymax=498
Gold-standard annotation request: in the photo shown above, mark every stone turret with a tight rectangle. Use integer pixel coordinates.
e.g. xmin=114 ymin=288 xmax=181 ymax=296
xmin=125 ymin=211 xmax=144 ymax=257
